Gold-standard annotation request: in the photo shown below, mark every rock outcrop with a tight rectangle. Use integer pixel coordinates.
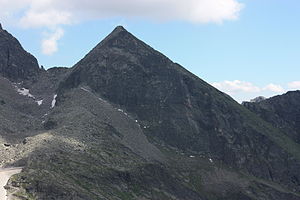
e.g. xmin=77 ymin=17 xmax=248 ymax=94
xmin=244 ymin=91 xmax=300 ymax=143
xmin=0 ymin=24 xmax=40 ymax=81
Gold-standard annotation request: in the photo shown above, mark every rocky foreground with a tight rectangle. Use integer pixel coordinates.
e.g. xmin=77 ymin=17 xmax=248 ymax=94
xmin=0 ymin=168 xmax=22 ymax=200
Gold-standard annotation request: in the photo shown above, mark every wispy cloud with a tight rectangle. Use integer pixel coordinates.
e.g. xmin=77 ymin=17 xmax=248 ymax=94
xmin=212 ymin=80 xmax=261 ymax=94
xmin=212 ymin=80 xmax=287 ymax=103
xmin=0 ymin=0 xmax=244 ymax=55
xmin=20 ymin=9 xmax=72 ymax=28
xmin=41 ymin=28 xmax=64 ymax=55
xmin=288 ymin=81 xmax=300 ymax=90
xmin=263 ymin=83 xmax=284 ymax=93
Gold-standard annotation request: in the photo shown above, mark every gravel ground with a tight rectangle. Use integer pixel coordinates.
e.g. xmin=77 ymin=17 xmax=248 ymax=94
xmin=0 ymin=168 xmax=22 ymax=200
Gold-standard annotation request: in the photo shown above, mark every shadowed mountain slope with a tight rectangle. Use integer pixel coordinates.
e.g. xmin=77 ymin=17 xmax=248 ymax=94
xmin=0 ymin=24 xmax=40 ymax=81
xmin=58 ymin=26 xmax=300 ymax=191
xmin=1 ymin=25 xmax=300 ymax=199
xmin=244 ymin=91 xmax=300 ymax=143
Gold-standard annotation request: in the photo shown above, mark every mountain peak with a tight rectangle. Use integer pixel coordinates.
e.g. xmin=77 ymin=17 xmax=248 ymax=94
xmin=105 ymin=25 xmax=128 ymax=40
xmin=112 ymin=25 xmax=127 ymax=33
xmin=79 ymin=25 xmax=158 ymax=63
xmin=250 ymin=96 xmax=266 ymax=103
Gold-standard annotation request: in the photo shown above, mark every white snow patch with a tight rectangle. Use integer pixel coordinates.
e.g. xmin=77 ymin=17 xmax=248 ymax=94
xmin=80 ymin=87 xmax=90 ymax=92
xmin=17 ymin=88 xmax=35 ymax=99
xmin=189 ymin=155 xmax=195 ymax=158
xmin=98 ymin=97 xmax=107 ymax=103
xmin=36 ymin=100 xmax=43 ymax=106
xmin=117 ymin=108 xmax=129 ymax=116
xmin=209 ymin=158 xmax=213 ymax=163
xmin=135 ymin=120 xmax=138 ymax=123
xmin=51 ymin=94 xmax=57 ymax=108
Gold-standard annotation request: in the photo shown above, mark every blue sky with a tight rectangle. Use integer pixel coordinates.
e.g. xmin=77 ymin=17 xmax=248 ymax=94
xmin=1 ymin=0 xmax=300 ymax=102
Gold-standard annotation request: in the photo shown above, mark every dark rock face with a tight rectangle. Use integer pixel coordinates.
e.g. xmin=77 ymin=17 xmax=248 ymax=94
xmin=59 ymin=26 xmax=234 ymax=153
xmin=58 ymin=26 xmax=300 ymax=194
xmin=244 ymin=91 xmax=300 ymax=143
xmin=2 ymin=25 xmax=300 ymax=200
xmin=0 ymin=25 xmax=40 ymax=81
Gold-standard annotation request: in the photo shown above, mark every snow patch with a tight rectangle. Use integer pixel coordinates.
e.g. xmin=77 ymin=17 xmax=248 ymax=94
xmin=36 ymin=100 xmax=43 ymax=106
xmin=17 ymin=88 xmax=35 ymax=99
xmin=189 ymin=155 xmax=195 ymax=158
xmin=80 ymin=87 xmax=90 ymax=92
xmin=209 ymin=158 xmax=213 ymax=163
xmin=51 ymin=94 xmax=57 ymax=108
xmin=117 ymin=108 xmax=129 ymax=116
xmin=98 ymin=97 xmax=108 ymax=103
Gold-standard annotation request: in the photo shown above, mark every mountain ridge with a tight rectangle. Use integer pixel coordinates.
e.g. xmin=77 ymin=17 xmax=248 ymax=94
xmin=1 ymin=25 xmax=300 ymax=199
xmin=244 ymin=90 xmax=300 ymax=143
xmin=0 ymin=25 xmax=40 ymax=81
xmin=57 ymin=26 xmax=300 ymax=192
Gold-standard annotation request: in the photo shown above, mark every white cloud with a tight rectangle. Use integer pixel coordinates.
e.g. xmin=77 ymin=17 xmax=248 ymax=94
xmin=212 ymin=80 xmax=261 ymax=95
xmin=263 ymin=83 xmax=284 ymax=93
xmin=1 ymin=0 xmax=244 ymax=27
xmin=41 ymin=28 xmax=64 ymax=55
xmin=20 ymin=9 xmax=72 ymax=28
xmin=0 ymin=0 xmax=244 ymax=55
xmin=288 ymin=81 xmax=300 ymax=90
xmin=67 ymin=0 xmax=243 ymax=23
xmin=13 ymin=0 xmax=243 ymax=26
xmin=212 ymin=80 xmax=287 ymax=103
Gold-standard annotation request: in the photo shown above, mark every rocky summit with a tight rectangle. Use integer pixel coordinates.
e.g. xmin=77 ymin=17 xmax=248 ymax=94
xmin=1 ymin=24 xmax=300 ymax=200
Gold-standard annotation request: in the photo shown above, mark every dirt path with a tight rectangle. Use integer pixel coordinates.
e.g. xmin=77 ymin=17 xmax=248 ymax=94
xmin=0 ymin=168 xmax=22 ymax=200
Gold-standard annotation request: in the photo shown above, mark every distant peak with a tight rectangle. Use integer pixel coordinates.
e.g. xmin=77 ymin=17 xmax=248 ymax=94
xmin=250 ymin=96 xmax=266 ymax=103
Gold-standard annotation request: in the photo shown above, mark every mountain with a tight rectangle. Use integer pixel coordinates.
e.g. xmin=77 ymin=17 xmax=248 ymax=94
xmin=0 ymin=23 xmax=40 ymax=81
xmin=1 ymin=25 xmax=300 ymax=200
xmin=243 ymin=91 xmax=300 ymax=143
xmin=249 ymin=96 xmax=267 ymax=103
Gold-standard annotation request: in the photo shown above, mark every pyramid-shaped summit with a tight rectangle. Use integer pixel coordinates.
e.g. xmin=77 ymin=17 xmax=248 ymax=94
xmin=81 ymin=25 xmax=160 ymax=62
xmin=110 ymin=25 xmax=127 ymax=34
xmin=58 ymin=25 xmax=292 ymax=159
xmin=97 ymin=25 xmax=129 ymax=45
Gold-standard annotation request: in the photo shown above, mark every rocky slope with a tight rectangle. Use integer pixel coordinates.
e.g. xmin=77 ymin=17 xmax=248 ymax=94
xmin=1 ymin=24 xmax=300 ymax=200
xmin=0 ymin=23 xmax=40 ymax=81
xmin=58 ymin=26 xmax=300 ymax=192
xmin=243 ymin=91 xmax=300 ymax=143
